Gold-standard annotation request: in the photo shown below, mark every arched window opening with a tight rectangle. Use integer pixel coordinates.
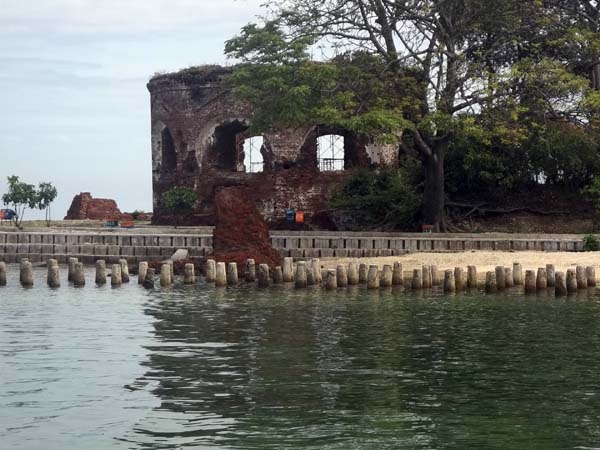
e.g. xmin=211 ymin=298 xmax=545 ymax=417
xmin=317 ymin=134 xmax=345 ymax=171
xmin=210 ymin=120 xmax=248 ymax=171
xmin=243 ymin=136 xmax=264 ymax=173
xmin=161 ymin=127 xmax=177 ymax=172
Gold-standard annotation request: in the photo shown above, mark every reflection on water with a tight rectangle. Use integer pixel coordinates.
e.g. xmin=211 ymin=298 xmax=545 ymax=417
xmin=2 ymin=268 xmax=600 ymax=449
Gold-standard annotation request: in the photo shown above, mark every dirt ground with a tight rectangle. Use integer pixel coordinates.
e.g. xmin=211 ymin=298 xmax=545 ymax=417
xmin=322 ymin=251 xmax=600 ymax=279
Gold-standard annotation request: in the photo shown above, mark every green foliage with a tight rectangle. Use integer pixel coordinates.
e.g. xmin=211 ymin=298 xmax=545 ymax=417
xmin=131 ymin=210 xmax=144 ymax=220
xmin=162 ymin=186 xmax=196 ymax=227
xmin=583 ymin=234 xmax=600 ymax=252
xmin=2 ymin=176 xmax=38 ymax=228
xmin=330 ymin=168 xmax=421 ymax=230
xmin=36 ymin=182 xmax=57 ymax=227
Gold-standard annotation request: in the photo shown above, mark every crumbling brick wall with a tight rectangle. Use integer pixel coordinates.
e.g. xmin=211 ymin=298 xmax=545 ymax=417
xmin=147 ymin=65 xmax=398 ymax=228
xmin=65 ymin=192 xmax=122 ymax=220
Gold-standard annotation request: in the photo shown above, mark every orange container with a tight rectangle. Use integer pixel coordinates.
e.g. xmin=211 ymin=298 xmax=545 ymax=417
xmin=295 ymin=211 xmax=305 ymax=223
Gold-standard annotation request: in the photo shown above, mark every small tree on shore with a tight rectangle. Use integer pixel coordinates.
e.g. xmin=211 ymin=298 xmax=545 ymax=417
xmin=36 ymin=182 xmax=58 ymax=227
xmin=162 ymin=186 xmax=196 ymax=228
xmin=2 ymin=176 xmax=37 ymax=228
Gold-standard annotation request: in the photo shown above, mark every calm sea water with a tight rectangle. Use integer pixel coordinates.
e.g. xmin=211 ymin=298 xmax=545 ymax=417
xmin=2 ymin=267 xmax=600 ymax=449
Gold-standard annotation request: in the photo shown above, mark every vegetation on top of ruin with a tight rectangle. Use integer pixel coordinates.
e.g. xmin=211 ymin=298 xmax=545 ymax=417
xmin=149 ymin=65 xmax=233 ymax=86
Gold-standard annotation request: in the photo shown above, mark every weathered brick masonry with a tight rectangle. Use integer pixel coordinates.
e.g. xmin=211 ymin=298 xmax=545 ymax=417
xmin=147 ymin=66 xmax=398 ymax=227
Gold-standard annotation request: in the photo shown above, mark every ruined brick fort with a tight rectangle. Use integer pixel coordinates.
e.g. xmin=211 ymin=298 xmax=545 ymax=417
xmin=148 ymin=65 xmax=399 ymax=228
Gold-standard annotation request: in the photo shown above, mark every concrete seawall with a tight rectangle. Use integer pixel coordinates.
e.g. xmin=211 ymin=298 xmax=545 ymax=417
xmin=0 ymin=229 xmax=587 ymax=264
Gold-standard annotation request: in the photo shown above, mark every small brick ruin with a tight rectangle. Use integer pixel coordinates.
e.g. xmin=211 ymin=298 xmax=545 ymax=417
xmin=147 ymin=65 xmax=400 ymax=229
xmin=64 ymin=192 xmax=123 ymax=220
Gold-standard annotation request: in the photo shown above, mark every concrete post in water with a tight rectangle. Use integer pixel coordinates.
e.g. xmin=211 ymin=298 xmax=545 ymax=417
xmin=111 ymin=264 xmax=123 ymax=286
xmin=586 ymin=266 xmax=596 ymax=287
xmin=95 ymin=260 xmax=107 ymax=285
xmin=0 ymin=261 xmax=6 ymax=286
xmin=119 ymin=259 xmax=130 ymax=283
xmin=505 ymin=268 xmax=514 ymax=288
xmin=567 ymin=269 xmax=578 ymax=293
xmin=411 ymin=268 xmax=423 ymax=290
xmin=381 ymin=265 xmax=393 ymax=287
xmin=168 ymin=260 xmax=174 ymax=280
xmin=336 ymin=265 xmax=348 ymax=288
xmin=306 ymin=265 xmax=316 ymax=286
xmin=467 ymin=265 xmax=477 ymax=289
xmin=392 ymin=262 xmax=403 ymax=286
xmin=184 ymin=263 xmax=196 ymax=284
xmin=138 ymin=262 xmax=148 ymax=285
xmin=485 ymin=271 xmax=497 ymax=293
xmin=454 ymin=267 xmax=465 ymax=291
xmin=367 ymin=265 xmax=380 ymax=289
xmin=325 ymin=269 xmax=337 ymax=290
xmin=205 ymin=259 xmax=216 ymax=283
xmin=67 ymin=257 xmax=77 ymax=283
xmin=143 ymin=268 xmax=155 ymax=289
xmin=227 ymin=262 xmax=239 ymax=286
xmin=444 ymin=270 xmax=456 ymax=293
xmin=215 ymin=262 xmax=227 ymax=287
xmin=546 ymin=264 xmax=555 ymax=288
xmin=20 ymin=261 xmax=33 ymax=287
xmin=48 ymin=264 xmax=60 ymax=288
xmin=555 ymin=271 xmax=567 ymax=296
xmin=431 ymin=265 xmax=440 ymax=286
xmin=536 ymin=268 xmax=547 ymax=290
xmin=347 ymin=262 xmax=359 ymax=285
xmin=576 ymin=265 xmax=588 ymax=289
xmin=422 ymin=265 xmax=432 ymax=288
xmin=295 ymin=261 xmax=307 ymax=289
xmin=524 ymin=270 xmax=536 ymax=294
xmin=258 ymin=264 xmax=270 ymax=287
xmin=312 ymin=259 xmax=322 ymax=284
xmin=513 ymin=263 xmax=523 ymax=285
xmin=282 ymin=257 xmax=294 ymax=283
xmin=359 ymin=264 xmax=368 ymax=284
xmin=495 ymin=266 xmax=506 ymax=290
xmin=272 ymin=266 xmax=283 ymax=284
xmin=73 ymin=262 xmax=85 ymax=287
xmin=19 ymin=258 xmax=29 ymax=284
xmin=245 ymin=259 xmax=256 ymax=283
xmin=159 ymin=263 xmax=172 ymax=287
xmin=47 ymin=259 xmax=58 ymax=286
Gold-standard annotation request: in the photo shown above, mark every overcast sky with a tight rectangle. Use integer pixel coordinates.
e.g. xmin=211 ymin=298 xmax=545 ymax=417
xmin=0 ymin=0 xmax=264 ymax=219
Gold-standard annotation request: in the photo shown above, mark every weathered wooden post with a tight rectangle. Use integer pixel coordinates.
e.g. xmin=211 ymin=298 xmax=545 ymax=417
xmin=431 ymin=265 xmax=440 ymax=286
xmin=295 ymin=261 xmax=307 ymax=288
xmin=555 ymin=271 xmax=567 ymax=296
xmin=359 ymin=263 xmax=368 ymax=284
xmin=546 ymin=264 xmax=555 ymax=288
xmin=111 ymin=264 xmax=123 ymax=286
xmin=381 ymin=265 xmax=393 ymax=287
xmin=411 ymin=268 xmax=423 ymax=290
xmin=513 ymin=262 xmax=523 ymax=285
xmin=258 ymin=264 xmax=270 ymax=287
xmin=367 ymin=265 xmax=380 ymax=289
xmin=183 ymin=263 xmax=196 ymax=284
xmin=244 ymin=259 xmax=256 ymax=283
xmin=485 ymin=271 xmax=497 ymax=293
xmin=347 ymin=262 xmax=359 ymax=285
xmin=576 ymin=265 xmax=588 ymax=289
xmin=73 ymin=262 xmax=85 ymax=287
xmin=143 ymin=268 xmax=155 ymax=289
xmin=524 ymin=270 xmax=536 ymax=294
xmin=0 ymin=261 xmax=6 ymax=286
xmin=495 ymin=266 xmax=506 ymax=290
xmin=272 ymin=266 xmax=283 ymax=284
xmin=586 ymin=266 xmax=596 ymax=287
xmin=119 ymin=259 xmax=130 ymax=283
xmin=444 ymin=269 xmax=456 ymax=293
xmin=337 ymin=265 xmax=348 ymax=288
xmin=422 ymin=265 xmax=432 ymax=288
xmin=20 ymin=261 xmax=33 ymax=287
xmin=536 ymin=268 xmax=548 ymax=290
xmin=138 ymin=261 xmax=148 ymax=285
xmin=392 ymin=262 xmax=403 ymax=286
xmin=47 ymin=260 xmax=60 ymax=288
xmin=205 ymin=259 xmax=216 ymax=283
xmin=467 ymin=265 xmax=477 ymax=289
xmin=567 ymin=269 xmax=578 ymax=293
xmin=505 ymin=267 xmax=514 ymax=288
xmin=454 ymin=267 xmax=465 ymax=291
xmin=282 ymin=257 xmax=294 ymax=283
xmin=325 ymin=269 xmax=337 ymax=290
xmin=227 ymin=262 xmax=239 ymax=286
xmin=215 ymin=262 xmax=227 ymax=287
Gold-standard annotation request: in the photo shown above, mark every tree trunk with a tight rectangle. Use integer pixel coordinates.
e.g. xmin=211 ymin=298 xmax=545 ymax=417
xmin=422 ymin=149 xmax=446 ymax=232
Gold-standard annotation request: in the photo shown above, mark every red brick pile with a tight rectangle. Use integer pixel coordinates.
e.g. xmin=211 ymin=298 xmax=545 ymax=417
xmin=212 ymin=187 xmax=282 ymax=269
xmin=64 ymin=192 xmax=122 ymax=220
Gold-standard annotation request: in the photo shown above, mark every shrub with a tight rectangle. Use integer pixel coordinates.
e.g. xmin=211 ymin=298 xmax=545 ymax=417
xmin=583 ymin=234 xmax=600 ymax=251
